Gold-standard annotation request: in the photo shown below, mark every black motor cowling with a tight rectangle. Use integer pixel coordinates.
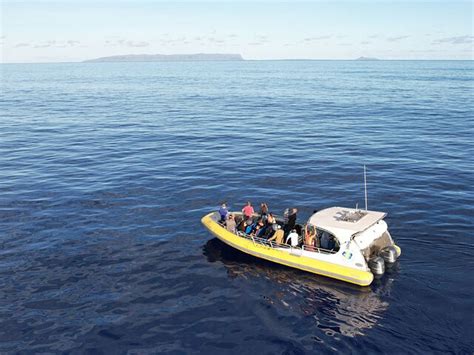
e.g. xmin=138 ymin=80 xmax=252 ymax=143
xmin=368 ymin=256 xmax=385 ymax=275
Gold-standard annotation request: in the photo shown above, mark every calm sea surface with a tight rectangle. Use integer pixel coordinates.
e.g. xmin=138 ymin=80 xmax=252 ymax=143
xmin=0 ymin=61 xmax=473 ymax=354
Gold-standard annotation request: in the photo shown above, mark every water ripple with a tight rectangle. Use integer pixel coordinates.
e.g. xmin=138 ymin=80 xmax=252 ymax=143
xmin=0 ymin=60 xmax=473 ymax=353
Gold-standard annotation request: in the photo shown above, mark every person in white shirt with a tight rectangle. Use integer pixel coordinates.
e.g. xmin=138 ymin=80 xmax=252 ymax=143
xmin=286 ymin=229 xmax=299 ymax=247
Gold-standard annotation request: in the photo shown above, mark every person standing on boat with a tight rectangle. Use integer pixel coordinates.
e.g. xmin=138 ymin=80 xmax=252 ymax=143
xmin=284 ymin=208 xmax=298 ymax=234
xmin=219 ymin=203 xmax=229 ymax=222
xmin=305 ymin=224 xmax=317 ymax=250
xmin=225 ymin=214 xmax=237 ymax=233
xmin=242 ymin=201 xmax=255 ymax=220
xmin=259 ymin=202 xmax=269 ymax=221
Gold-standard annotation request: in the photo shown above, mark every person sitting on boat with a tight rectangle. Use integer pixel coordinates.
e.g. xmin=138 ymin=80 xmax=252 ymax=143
xmin=320 ymin=231 xmax=336 ymax=250
xmin=255 ymin=219 xmax=267 ymax=238
xmin=225 ymin=214 xmax=237 ymax=233
xmin=286 ymin=229 xmax=300 ymax=247
xmin=218 ymin=203 xmax=229 ymax=222
xmin=242 ymin=201 xmax=255 ymax=220
xmin=248 ymin=219 xmax=263 ymax=237
xmin=245 ymin=220 xmax=255 ymax=234
xmin=238 ymin=219 xmax=248 ymax=233
xmin=263 ymin=224 xmax=275 ymax=239
xmin=266 ymin=213 xmax=276 ymax=225
xmin=320 ymin=231 xmax=329 ymax=249
xmin=263 ymin=215 xmax=277 ymax=238
xmin=268 ymin=225 xmax=284 ymax=244
xmin=259 ymin=202 xmax=269 ymax=221
xmin=251 ymin=223 xmax=263 ymax=238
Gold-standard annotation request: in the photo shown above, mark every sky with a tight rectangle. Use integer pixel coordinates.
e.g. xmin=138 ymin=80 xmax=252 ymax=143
xmin=1 ymin=0 xmax=473 ymax=63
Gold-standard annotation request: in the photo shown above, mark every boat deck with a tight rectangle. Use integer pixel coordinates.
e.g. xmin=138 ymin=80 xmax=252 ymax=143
xmin=214 ymin=212 xmax=338 ymax=256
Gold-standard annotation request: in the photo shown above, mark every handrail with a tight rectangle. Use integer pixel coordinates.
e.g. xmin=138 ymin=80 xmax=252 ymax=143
xmin=217 ymin=218 xmax=337 ymax=255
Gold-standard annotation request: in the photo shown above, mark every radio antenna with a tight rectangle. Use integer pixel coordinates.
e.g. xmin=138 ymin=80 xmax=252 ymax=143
xmin=364 ymin=165 xmax=368 ymax=211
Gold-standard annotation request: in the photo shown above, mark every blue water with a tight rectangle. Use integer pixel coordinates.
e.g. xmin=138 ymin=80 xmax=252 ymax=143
xmin=1 ymin=60 xmax=473 ymax=353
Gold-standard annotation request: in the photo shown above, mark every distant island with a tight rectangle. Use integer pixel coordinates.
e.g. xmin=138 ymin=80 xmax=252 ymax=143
xmin=84 ymin=53 xmax=244 ymax=63
xmin=355 ymin=56 xmax=381 ymax=61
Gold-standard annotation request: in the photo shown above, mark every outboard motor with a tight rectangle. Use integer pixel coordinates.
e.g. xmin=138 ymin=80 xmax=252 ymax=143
xmin=369 ymin=256 xmax=385 ymax=275
xmin=379 ymin=246 xmax=398 ymax=264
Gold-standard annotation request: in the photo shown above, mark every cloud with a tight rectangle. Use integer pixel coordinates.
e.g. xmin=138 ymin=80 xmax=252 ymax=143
xmin=33 ymin=40 xmax=81 ymax=48
xmin=387 ymin=36 xmax=409 ymax=42
xmin=248 ymin=35 xmax=269 ymax=45
xmin=14 ymin=43 xmax=30 ymax=48
xmin=304 ymin=35 xmax=331 ymax=42
xmin=126 ymin=40 xmax=149 ymax=47
xmin=207 ymin=37 xmax=225 ymax=44
xmin=432 ymin=35 xmax=473 ymax=45
xmin=67 ymin=40 xmax=80 ymax=46
xmin=106 ymin=39 xmax=149 ymax=47
xmin=34 ymin=41 xmax=56 ymax=48
xmin=408 ymin=49 xmax=442 ymax=53
xmin=157 ymin=36 xmax=188 ymax=46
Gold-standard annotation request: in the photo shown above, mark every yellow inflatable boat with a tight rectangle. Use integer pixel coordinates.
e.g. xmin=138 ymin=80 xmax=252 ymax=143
xmin=201 ymin=207 xmax=401 ymax=286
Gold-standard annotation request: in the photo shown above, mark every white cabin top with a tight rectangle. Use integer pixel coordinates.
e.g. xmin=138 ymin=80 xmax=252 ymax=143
xmin=307 ymin=207 xmax=387 ymax=240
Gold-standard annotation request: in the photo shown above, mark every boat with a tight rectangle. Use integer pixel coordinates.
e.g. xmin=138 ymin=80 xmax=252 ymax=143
xmin=201 ymin=206 xmax=401 ymax=286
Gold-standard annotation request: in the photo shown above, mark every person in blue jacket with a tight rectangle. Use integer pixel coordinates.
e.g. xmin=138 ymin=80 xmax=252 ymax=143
xmin=218 ymin=203 xmax=229 ymax=222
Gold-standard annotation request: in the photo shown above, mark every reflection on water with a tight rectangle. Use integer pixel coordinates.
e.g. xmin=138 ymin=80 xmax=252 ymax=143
xmin=203 ymin=238 xmax=397 ymax=338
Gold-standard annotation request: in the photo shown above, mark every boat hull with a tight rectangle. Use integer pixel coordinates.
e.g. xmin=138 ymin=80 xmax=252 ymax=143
xmin=201 ymin=213 xmax=374 ymax=286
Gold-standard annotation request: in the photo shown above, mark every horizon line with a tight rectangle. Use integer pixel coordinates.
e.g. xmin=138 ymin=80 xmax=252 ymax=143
xmin=0 ymin=58 xmax=474 ymax=65
xmin=2 ymin=58 xmax=473 ymax=64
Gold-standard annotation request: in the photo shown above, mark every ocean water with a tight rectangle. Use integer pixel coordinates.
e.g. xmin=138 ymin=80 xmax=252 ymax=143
xmin=0 ymin=60 xmax=473 ymax=354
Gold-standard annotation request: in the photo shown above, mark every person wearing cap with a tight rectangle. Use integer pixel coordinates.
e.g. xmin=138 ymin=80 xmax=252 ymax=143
xmin=268 ymin=225 xmax=284 ymax=244
xmin=286 ymin=229 xmax=299 ymax=247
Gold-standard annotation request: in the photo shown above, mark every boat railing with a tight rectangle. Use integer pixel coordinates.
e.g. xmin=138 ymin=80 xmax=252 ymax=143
xmin=237 ymin=231 xmax=337 ymax=254
xmin=216 ymin=217 xmax=336 ymax=255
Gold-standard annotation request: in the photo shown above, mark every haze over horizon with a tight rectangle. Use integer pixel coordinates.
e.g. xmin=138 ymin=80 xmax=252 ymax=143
xmin=1 ymin=0 xmax=473 ymax=63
